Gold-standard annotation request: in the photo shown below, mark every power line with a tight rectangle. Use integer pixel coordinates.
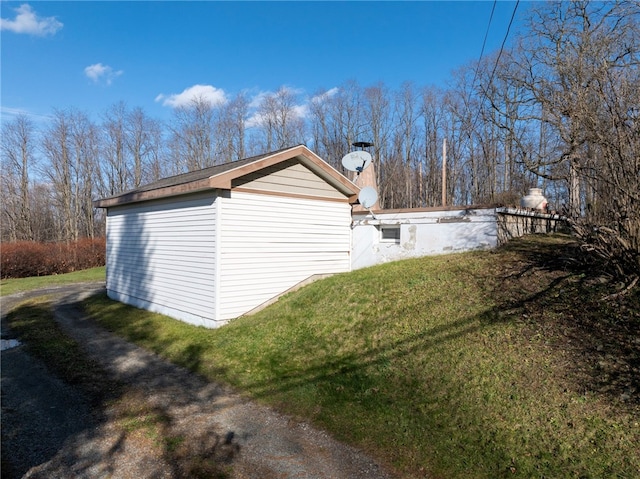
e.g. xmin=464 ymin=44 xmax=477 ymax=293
xmin=444 ymin=0 xmax=520 ymax=206
xmin=470 ymin=0 xmax=498 ymax=93
xmin=442 ymin=1 xmax=499 ymax=206
xmin=486 ymin=0 xmax=520 ymax=92
xmin=480 ymin=1 xmax=498 ymax=61
xmin=467 ymin=0 xmax=520 ymax=137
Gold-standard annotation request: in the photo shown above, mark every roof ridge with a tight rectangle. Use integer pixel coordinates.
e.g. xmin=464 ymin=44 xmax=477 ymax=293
xmin=97 ymin=145 xmax=305 ymax=202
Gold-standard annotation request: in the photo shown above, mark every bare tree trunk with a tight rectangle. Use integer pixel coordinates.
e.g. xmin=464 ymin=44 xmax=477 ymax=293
xmin=1 ymin=114 xmax=35 ymax=240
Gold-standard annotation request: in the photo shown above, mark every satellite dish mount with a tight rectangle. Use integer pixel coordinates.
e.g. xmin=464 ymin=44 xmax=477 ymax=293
xmin=341 ymin=141 xmax=374 ymax=184
xmin=343 ymin=141 xmax=379 ymax=216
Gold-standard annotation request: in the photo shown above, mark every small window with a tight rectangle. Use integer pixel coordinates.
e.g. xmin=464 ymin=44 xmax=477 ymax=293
xmin=379 ymin=226 xmax=400 ymax=243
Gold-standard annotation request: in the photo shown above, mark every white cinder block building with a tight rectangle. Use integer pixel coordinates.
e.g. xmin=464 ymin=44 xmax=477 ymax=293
xmin=351 ymin=207 xmax=498 ymax=270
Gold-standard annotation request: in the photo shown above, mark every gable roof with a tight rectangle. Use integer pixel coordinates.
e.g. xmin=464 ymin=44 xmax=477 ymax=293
xmin=94 ymin=145 xmax=360 ymax=208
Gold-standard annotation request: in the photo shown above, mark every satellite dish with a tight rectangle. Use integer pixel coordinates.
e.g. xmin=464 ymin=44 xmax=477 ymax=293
xmin=358 ymin=186 xmax=378 ymax=209
xmin=341 ymin=151 xmax=372 ymax=173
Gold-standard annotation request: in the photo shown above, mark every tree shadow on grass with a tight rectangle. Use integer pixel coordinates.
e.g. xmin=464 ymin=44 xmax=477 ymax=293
xmin=489 ymin=235 xmax=640 ymax=410
xmin=83 ymin=291 xmax=228 ymax=382
xmin=1 ymin=299 xmax=237 ymax=479
xmin=240 ymin=311 xmax=491 ymax=401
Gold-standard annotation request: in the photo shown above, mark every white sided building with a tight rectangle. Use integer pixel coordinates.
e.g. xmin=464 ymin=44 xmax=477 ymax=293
xmin=95 ymin=145 xmax=508 ymax=328
xmin=94 ymin=145 xmax=359 ymax=328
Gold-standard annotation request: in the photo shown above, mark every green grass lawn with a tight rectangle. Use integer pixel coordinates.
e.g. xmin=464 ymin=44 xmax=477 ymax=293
xmin=0 ymin=266 xmax=105 ymax=296
xmin=80 ymin=235 xmax=640 ymax=479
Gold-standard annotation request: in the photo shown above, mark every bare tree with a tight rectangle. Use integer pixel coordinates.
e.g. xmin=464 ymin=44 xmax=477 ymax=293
xmin=29 ymin=182 xmax=57 ymax=242
xmin=41 ymin=109 xmax=98 ymax=242
xmin=1 ymin=114 xmax=36 ymax=241
xmin=217 ymin=92 xmax=248 ymax=161
xmin=126 ymin=106 xmax=165 ymax=185
xmin=102 ymin=102 xmax=130 ymax=195
xmin=439 ymin=90 xmax=469 ymax=206
xmin=333 ymin=80 xmax=366 ymax=158
xmin=421 ymin=86 xmax=449 ymax=207
xmin=169 ymin=96 xmax=218 ymax=171
xmin=489 ymin=0 xmax=640 ymax=276
xmin=254 ymin=86 xmax=306 ymax=151
xmin=1 ymin=164 xmax=20 ymax=242
xmin=393 ymin=82 xmax=421 ymax=207
xmin=308 ymin=87 xmax=347 ymax=170
xmin=308 ymin=80 xmax=368 ymax=179
xmin=70 ymin=110 xmax=100 ymax=238
xmin=42 ymin=109 xmax=73 ymax=241
xmin=362 ymin=83 xmax=393 ymax=201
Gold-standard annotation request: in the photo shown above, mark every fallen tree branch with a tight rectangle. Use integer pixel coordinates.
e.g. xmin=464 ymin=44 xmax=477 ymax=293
xmin=602 ymin=275 xmax=639 ymax=301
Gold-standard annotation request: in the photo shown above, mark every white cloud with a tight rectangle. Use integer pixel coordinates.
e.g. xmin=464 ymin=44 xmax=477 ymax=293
xmin=245 ymin=90 xmax=274 ymax=128
xmin=245 ymin=88 xmax=310 ymax=129
xmin=244 ymin=111 xmax=263 ymax=129
xmin=311 ymin=87 xmax=339 ymax=103
xmin=247 ymin=86 xmax=305 ymax=109
xmin=84 ymin=63 xmax=123 ymax=85
xmin=0 ymin=4 xmax=63 ymax=36
xmin=0 ymin=106 xmax=51 ymax=124
xmin=155 ymin=84 xmax=228 ymax=108
xmin=248 ymin=90 xmax=269 ymax=110
xmin=293 ymin=103 xmax=309 ymax=120
xmin=245 ymin=104 xmax=307 ymax=130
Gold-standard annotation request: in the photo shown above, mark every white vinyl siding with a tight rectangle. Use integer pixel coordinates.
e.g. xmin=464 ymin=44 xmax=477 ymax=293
xmin=218 ymin=191 xmax=351 ymax=320
xmin=106 ymin=191 xmax=219 ymax=327
xmin=233 ymin=160 xmax=345 ymax=199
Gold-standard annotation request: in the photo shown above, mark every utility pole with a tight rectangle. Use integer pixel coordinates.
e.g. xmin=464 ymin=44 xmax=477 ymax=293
xmin=442 ymin=138 xmax=447 ymax=207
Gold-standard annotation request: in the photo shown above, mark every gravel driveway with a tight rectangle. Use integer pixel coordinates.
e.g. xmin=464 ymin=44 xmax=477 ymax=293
xmin=1 ymin=284 xmax=393 ymax=479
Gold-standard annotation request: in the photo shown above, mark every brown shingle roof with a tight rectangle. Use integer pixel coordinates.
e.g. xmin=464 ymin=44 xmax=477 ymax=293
xmin=94 ymin=145 xmax=359 ymax=208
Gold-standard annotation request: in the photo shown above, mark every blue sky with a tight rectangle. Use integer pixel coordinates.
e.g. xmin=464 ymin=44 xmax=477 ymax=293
xmin=1 ymin=1 xmax=524 ymax=126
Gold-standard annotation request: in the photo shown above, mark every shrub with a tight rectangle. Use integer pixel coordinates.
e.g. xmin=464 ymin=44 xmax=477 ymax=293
xmin=1 ymin=238 xmax=106 ymax=279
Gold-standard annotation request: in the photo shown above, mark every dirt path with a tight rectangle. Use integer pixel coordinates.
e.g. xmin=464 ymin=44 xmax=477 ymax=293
xmin=1 ymin=284 xmax=393 ymax=479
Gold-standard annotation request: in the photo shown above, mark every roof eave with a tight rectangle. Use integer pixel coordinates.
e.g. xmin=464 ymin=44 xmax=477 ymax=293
xmin=93 ymin=178 xmax=218 ymax=208
xmin=93 ymin=145 xmax=360 ymax=209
